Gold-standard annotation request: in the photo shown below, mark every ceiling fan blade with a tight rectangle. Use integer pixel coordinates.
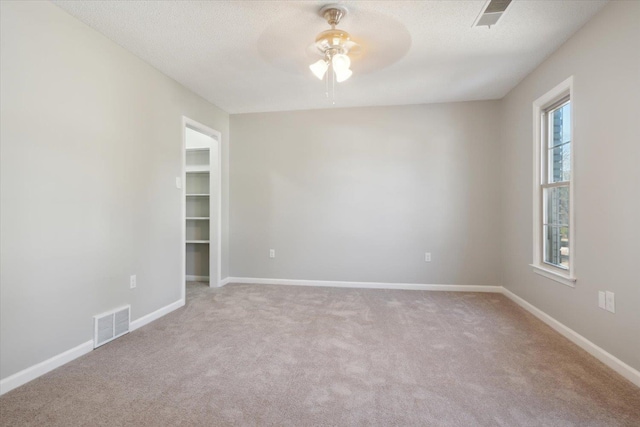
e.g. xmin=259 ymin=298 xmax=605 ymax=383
xmin=305 ymin=43 xmax=323 ymax=59
xmin=344 ymin=40 xmax=363 ymax=56
xmin=343 ymin=40 xmax=358 ymax=50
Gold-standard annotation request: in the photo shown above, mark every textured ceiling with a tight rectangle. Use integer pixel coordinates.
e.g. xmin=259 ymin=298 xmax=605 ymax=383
xmin=53 ymin=0 xmax=607 ymax=114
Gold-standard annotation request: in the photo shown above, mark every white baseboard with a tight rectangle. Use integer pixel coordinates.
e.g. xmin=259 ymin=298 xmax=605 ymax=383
xmin=0 ymin=340 xmax=93 ymax=396
xmin=186 ymin=275 xmax=209 ymax=282
xmin=501 ymin=287 xmax=640 ymax=388
xmin=219 ymin=277 xmax=232 ymax=287
xmin=224 ymin=277 xmax=501 ymax=293
xmin=130 ymin=298 xmax=184 ymax=331
xmin=1 ymin=298 xmax=185 ymax=396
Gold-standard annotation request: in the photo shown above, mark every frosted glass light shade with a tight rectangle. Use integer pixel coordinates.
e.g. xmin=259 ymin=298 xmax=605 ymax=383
xmin=331 ymin=54 xmax=351 ymax=72
xmin=309 ymin=59 xmax=329 ymax=80
xmin=335 ymin=68 xmax=352 ymax=83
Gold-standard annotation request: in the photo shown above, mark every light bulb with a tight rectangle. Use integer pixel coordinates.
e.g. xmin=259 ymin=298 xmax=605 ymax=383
xmin=334 ymin=68 xmax=352 ymax=83
xmin=309 ymin=59 xmax=329 ymax=80
xmin=331 ymin=54 xmax=351 ymax=72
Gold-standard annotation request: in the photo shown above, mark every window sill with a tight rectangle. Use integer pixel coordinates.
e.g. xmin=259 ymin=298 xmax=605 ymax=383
xmin=530 ymin=264 xmax=576 ymax=288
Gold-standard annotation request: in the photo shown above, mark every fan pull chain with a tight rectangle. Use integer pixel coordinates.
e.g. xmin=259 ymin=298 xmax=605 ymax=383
xmin=332 ymin=65 xmax=336 ymax=105
xmin=325 ymin=66 xmax=329 ymax=99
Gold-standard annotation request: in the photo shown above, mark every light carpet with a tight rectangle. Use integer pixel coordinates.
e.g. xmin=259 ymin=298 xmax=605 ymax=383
xmin=1 ymin=282 xmax=639 ymax=426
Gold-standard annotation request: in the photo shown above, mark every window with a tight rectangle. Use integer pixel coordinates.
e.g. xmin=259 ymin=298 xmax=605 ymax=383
xmin=531 ymin=77 xmax=576 ymax=287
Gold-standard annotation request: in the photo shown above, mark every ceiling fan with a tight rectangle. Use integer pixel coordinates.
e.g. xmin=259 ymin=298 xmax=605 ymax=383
xmin=309 ymin=4 xmax=359 ymax=83
xmin=257 ymin=3 xmax=410 ymax=84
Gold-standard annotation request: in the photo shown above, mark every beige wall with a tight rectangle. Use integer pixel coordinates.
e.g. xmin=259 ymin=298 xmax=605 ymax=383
xmin=500 ymin=0 xmax=640 ymax=371
xmin=0 ymin=1 xmax=229 ymax=379
xmin=230 ymin=102 xmax=502 ymax=285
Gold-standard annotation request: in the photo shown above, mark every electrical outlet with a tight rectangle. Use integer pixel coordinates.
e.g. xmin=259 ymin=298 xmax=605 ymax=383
xmin=425 ymin=252 xmax=431 ymax=262
xmin=269 ymin=249 xmax=275 ymax=259
xmin=605 ymin=291 xmax=615 ymax=313
xmin=130 ymin=275 xmax=137 ymax=289
xmin=598 ymin=291 xmax=606 ymax=309
xmin=175 ymin=177 xmax=182 ymax=189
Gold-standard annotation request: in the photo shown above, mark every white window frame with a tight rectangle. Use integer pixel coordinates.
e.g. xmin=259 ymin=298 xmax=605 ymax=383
xmin=531 ymin=76 xmax=576 ymax=287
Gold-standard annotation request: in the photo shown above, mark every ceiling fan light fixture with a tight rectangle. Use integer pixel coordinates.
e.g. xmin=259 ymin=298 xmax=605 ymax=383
xmin=310 ymin=4 xmax=358 ymax=87
xmin=310 ymin=59 xmax=329 ymax=80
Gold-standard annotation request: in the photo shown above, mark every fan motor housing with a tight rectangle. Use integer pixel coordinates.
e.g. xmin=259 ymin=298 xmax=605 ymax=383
xmin=315 ymin=28 xmax=351 ymax=55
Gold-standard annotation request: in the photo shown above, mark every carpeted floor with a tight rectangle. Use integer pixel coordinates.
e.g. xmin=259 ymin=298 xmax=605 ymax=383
xmin=1 ymin=283 xmax=639 ymax=426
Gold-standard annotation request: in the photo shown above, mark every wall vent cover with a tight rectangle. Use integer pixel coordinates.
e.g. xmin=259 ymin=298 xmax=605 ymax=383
xmin=474 ymin=0 xmax=512 ymax=27
xmin=93 ymin=305 xmax=130 ymax=348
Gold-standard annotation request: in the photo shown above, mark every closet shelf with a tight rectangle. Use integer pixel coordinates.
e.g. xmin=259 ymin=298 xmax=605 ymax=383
xmin=186 ymin=240 xmax=210 ymax=244
xmin=186 ymin=166 xmax=210 ymax=173
xmin=186 ymin=194 xmax=209 ymax=197
xmin=186 ymin=147 xmax=210 ymax=152
xmin=186 ymin=217 xmax=210 ymax=220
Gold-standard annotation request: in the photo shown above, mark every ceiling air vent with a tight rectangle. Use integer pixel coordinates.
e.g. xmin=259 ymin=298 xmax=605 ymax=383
xmin=93 ymin=305 xmax=130 ymax=348
xmin=474 ymin=0 xmax=512 ymax=28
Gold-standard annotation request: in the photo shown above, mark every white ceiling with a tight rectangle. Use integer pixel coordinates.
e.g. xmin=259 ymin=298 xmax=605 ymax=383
xmin=54 ymin=0 xmax=607 ymax=114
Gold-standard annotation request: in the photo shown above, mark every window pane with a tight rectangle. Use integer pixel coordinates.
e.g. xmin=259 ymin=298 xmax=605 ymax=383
xmin=544 ymin=225 xmax=570 ymax=269
xmin=549 ymin=102 xmax=571 ymax=148
xmin=545 ymin=186 xmax=569 ymax=226
xmin=549 ymin=143 xmax=571 ymax=182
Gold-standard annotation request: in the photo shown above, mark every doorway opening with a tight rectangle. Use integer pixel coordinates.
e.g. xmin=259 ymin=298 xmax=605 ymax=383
xmin=182 ymin=117 xmax=221 ymax=301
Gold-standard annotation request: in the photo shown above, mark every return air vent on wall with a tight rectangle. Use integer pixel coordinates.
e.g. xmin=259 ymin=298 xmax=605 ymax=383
xmin=93 ymin=305 xmax=130 ymax=348
xmin=474 ymin=0 xmax=512 ymax=27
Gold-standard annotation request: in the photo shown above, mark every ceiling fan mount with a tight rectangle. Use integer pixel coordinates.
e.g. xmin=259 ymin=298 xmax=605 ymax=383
xmin=319 ymin=4 xmax=348 ymax=27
